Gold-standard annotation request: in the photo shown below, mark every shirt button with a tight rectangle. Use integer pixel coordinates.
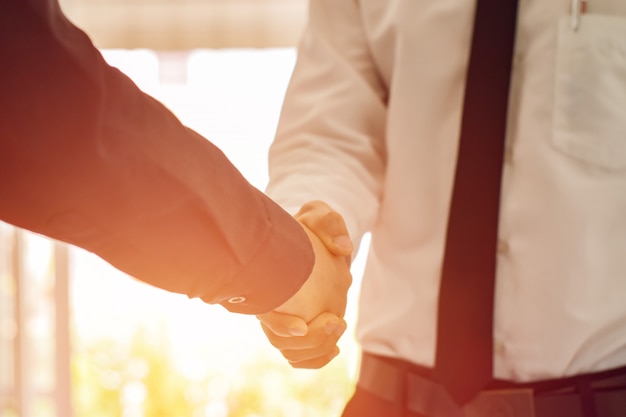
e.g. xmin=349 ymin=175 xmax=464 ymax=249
xmin=227 ymin=296 xmax=246 ymax=304
xmin=497 ymin=240 xmax=509 ymax=254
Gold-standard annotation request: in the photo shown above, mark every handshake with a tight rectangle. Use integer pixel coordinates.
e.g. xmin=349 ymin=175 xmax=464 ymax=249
xmin=256 ymin=200 xmax=354 ymax=369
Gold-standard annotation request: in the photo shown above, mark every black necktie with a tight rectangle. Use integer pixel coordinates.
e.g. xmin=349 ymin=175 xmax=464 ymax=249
xmin=434 ymin=0 xmax=519 ymax=406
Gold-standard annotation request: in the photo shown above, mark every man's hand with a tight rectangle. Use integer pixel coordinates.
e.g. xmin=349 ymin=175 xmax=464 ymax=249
xmin=257 ymin=201 xmax=353 ymax=368
xmin=295 ymin=200 xmax=353 ymax=267
xmin=259 ymin=311 xmax=348 ymax=368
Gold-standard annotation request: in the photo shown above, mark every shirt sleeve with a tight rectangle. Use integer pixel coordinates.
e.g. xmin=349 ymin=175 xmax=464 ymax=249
xmin=0 ymin=0 xmax=313 ymax=315
xmin=266 ymin=0 xmax=389 ymax=244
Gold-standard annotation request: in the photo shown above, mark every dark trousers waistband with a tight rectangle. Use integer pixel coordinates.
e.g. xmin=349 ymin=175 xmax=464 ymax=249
xmin=357 ymin=353 xmax=626 ymax=417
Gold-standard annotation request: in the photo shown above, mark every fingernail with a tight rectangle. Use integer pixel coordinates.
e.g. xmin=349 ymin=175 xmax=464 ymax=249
xmin=288 ymin=324 xmax=307 ymax=336
xmin=332 ymin=235 xmax=353 ymax=251
xmin=325 ymin=320 xmax=346 ymax=336
xmin=325 ymin=321 xmax=338 ymax=335
xmin=335 ymin=322 xmax=347 ymax=336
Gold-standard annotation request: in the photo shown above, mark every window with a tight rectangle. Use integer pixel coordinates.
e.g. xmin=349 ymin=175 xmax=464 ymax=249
xmin=2 ymin=35 xmax=367 ymax=416
xmin=0 ymin=226 xmax=71 ymax=417
xmin=59 ymin=0 xmax=308 ymax=49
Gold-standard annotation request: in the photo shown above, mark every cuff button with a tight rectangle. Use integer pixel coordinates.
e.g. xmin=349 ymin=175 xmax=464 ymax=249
xmin=227 ymin=296 xmax=246 ymax=304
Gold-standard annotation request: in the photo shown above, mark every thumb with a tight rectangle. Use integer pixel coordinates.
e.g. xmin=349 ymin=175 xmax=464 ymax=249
xmin=296 ymin=201 xmax=353 ymax=258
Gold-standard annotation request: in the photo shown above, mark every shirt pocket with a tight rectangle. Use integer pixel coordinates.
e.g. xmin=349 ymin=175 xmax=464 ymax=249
xmin=552 ymin=15 xmax=626 ymax=171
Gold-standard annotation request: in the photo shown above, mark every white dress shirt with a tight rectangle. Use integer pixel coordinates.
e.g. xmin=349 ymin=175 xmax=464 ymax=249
xmin=266 ymin=0 xmax=626 ymax=382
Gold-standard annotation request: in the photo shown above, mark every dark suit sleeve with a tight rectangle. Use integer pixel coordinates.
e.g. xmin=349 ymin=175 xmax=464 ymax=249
xmin=0 ymin=0 xmax=314 ymax=314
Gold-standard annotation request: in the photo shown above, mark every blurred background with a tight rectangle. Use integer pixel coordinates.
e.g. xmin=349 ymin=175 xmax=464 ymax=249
xmin=0 ymin=1 xmax=368 ymax=416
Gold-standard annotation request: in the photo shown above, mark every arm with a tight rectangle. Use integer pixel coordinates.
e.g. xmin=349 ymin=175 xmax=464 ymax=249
xmin=0 ymin=0 xmax=311 ymax=314
xmin=258 ymin=0 xmax=388 ymax=364
xmin=266 ymin=0 xmax=388 ymax=243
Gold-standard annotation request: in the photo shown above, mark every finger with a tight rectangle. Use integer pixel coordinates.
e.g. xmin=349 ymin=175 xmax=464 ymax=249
xmin=256 ymin=311 xmax=308 ymax=337
xmin=289 ymin=346 xmax=341 ymax=369
xmin=281 ymin=336 xmax=339 ymax=364
xmin=296 ymin=200 xmax=353 ymax=258
xmin=260 ymin=321 xmax=326 ymax=350
xmin=260 ymin=313 xmax=346 ymax=351
xmin=274 ymin=315 xmax=346 ymax=362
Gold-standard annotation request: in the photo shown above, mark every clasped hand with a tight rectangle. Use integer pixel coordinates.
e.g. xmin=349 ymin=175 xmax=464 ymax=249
xmin=256 ymin=200 xmax=353 ymax=369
